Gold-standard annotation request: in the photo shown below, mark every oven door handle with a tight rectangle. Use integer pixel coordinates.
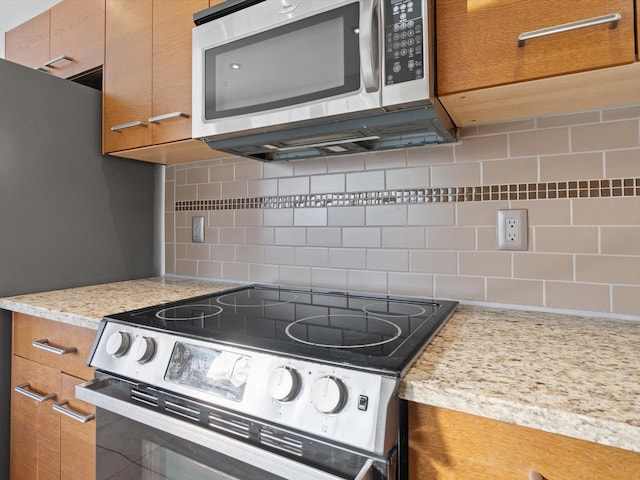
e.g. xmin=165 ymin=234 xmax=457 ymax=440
xmin=76 ymin=378 xmax=376 ymax=480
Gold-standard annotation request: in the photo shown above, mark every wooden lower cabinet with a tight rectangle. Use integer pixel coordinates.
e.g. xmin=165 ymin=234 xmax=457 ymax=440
xmin=10 ymin=314 xmax=96 ymax=480
xmin=409 ymin=403 xmax=640 ymax=479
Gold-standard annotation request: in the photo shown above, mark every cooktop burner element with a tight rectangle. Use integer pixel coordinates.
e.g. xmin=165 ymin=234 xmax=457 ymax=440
xmin=105 ymin=284 xmax=458 ymax=375
xmin=285 ymin=314 xmax=402 ymax=348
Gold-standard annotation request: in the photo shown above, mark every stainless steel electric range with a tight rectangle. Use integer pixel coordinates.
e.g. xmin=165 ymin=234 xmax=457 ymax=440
xmin=77 ymin=284 xmax=457 ymax=480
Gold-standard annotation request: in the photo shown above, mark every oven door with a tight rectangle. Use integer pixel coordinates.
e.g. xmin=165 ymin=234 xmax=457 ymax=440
xmin=192 ymin=0 xmax=381 ymax=140
xmin=77 ymin=375 xmax=388 ymax=480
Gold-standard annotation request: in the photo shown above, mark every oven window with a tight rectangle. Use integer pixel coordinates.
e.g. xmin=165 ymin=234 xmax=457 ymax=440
xmin=97 ymin=410 xmax=286 ymax=480
xmin=203 ymin=3 xmax=360 ymax=120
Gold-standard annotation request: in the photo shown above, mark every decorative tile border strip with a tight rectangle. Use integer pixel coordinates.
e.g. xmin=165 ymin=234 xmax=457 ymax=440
xmin=175 ymin=178 xmax=640 ymax=212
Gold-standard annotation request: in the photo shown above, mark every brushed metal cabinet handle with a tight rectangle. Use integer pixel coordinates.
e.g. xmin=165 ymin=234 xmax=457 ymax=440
xmin=14 ymin=382 xmax=57 ymax=402
xmin=518 ymin=13 xmax=621 ymax=47
xmin=111 ymin=121 xmax=148 ymax=132
xmin=529 ymin=472 xmax=545 ymax=480
xmin=53 ymin=400 xmax=95 ymax=423
xmin=148 ymin=112 xmax=190 ymax=123
xmin=44 ymin=54 xmax=73 ymax=67
xmin=33 ymin=338 xmax=77 ymax=355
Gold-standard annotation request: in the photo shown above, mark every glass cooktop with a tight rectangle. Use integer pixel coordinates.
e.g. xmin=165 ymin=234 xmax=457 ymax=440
xmin=106 ymin=285 xmax=458 ymax=375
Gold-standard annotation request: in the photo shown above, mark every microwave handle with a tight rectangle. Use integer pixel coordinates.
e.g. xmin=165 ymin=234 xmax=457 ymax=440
xmin=360 ymin=0 xmax=379 ymax=93
xmin=77 ymin=377 xmax=375 ymax=480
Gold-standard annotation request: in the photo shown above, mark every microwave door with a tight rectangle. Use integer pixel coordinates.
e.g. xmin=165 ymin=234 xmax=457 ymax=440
xmin=192 ymin=0 xmax=383 ymax=140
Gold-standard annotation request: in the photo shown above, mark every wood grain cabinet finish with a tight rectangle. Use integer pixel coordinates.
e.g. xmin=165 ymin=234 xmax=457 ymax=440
xmin=10 ymin=314 xmax=96 ymax=480
xmin=436 ymin=0 xmax=637 ymax=95
xmin=103 ymin=0 xmax=224 ymax=164
xmin=409 ymin=403 xmax=640 ymax=480
xmin=48 ymin=0 xmax=105 ymax=79
xmin=5 ymin=0 xmax=104 ymax=79
xmin=5 ymin=11 xmax=51 ymax=71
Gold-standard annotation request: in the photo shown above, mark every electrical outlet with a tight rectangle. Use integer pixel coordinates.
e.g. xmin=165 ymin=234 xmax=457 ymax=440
xmin=192 ymin=216 xmax=205 ymax=243
xmin=497 ymin=209 xmax=528 ymax=251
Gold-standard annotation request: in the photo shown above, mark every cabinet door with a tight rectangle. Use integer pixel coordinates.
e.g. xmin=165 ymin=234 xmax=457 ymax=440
xmin=48 ymin=0 xmax=105 ymax=79
xmin=437 ymin=0 xmax=636 ymax=95
xmin=151 ymin=0 xmax=208 ymax=145
xmin=103 ymin=0 xmax=153 ymax=153
xmin=58 ymin=373 xmax=96 ymax=480
xmin=5 ymin=11 xmax=50 ymax=71
xmin=11 ymin=355 xmax=61 ymax=480
xmin=409 ymin=403 xmax=640 ymax=480
xmin=13 ymin=313 xmax=96 ymax=381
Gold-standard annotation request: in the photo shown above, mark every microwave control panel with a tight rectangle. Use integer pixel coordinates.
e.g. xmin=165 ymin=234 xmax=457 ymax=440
xmin=383 ymin=0 xmax=424 ymax=85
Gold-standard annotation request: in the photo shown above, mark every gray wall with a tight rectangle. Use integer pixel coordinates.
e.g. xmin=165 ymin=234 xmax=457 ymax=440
xmin=0 ymin=58 xmax=158 ymax=477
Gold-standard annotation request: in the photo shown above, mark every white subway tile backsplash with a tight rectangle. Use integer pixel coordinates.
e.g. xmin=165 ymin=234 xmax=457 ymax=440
xmin=366 ymin=205 xmax=407 ymax=226
xmin=346 ymin=170 xmax=385 ymax=192
xmin=407 ymin=203 xmax=455 ymax=226
xmin=329 ymin=248 xmax=367 ymax=269
xmin=328 ymin=207 xmax=365 ymax=226
xmin=294 ymin=208 xmax=327 ymax=226
xmin=307 ymin=228 xmax=342 ymax=247
xmin=278 ymin=176 xmax=309 ymax=195
xmin=275 ymin=228 xmax=306 ymax=246
xmin=367 ymin=249 xmax=408 ymax=272
xmin=343 ymin=227 xmax=381 ymax=248
xmin=382 ymin=227 xmax=426 ymax=249
xmin=167 ymin=104 xmax=640 ymax=317
xmin=386 ymin=167 xmax=429 ymax=189
xmin=264 ymin=208 xmax=294 ymax=226
xmin=310 ymin=174 xmax=346 ymax=194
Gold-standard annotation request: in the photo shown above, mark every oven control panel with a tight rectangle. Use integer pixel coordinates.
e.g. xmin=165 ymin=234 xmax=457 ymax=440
xmin=89 ymin=321 xmax=400 ymax=456
xmin=384 ymin=0 xmax=424 ymax=85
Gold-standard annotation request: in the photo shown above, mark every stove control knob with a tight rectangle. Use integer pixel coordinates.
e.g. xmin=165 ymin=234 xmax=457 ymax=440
xmin=268 ymin=366 xmax=300 ymax=402
xmin=105 ymin=331 xmax=130 ymax=357
xmin=311 ymin=376 xmax=347 ymax=414
xmin=131 ymin=336 xmax=155 ymax=364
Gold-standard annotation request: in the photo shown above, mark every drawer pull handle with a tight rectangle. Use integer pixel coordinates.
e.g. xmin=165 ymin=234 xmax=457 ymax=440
xmin=148 ymin=112 xmax=190 ymax=124
xmin=44 ymin=54 xmax=73 ymax=67
xmin=32 ymin=338 xmax=77 ymax=355
xmin=14 ymin=382 xmax=57 ymax=402
xmin=34 ymin=66 xmax=49 ymax=73
xmin=529 ymin=472 xmax=545 ymax=480
xmin=111 ymin=121 xmax=148 ymax=132
xmin=53 ymin=400 xmax=95 ymax=423
xmin=518 ymin=13 xmax=621 ymax=47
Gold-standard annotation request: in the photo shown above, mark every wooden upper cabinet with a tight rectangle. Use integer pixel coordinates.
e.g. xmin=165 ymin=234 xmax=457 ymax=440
xmin=437 ymin=0 xmax=637 ymax=95
xmin=151 ymin=0 xmax=208 ymax=145
xmin=5 ymin=11 xmax=50 ymax=70
xmin=48 ymin=0 xmax=105 ymax=79
xmin=103 ymin=0 xmax=209 ymax=157
xmin=5 ymin=1 xmax=104 ymax=79
xmin=103 ymin=0 xmax=153 ymax=153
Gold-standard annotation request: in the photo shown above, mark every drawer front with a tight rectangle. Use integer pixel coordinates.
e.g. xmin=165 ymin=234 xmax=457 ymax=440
xmin=13 ymin=313 xmax=96 ymax=380
xmin=437 ymin=0 xmax=637 ymax=94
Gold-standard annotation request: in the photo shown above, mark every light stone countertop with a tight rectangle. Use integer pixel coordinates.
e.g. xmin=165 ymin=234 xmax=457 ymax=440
xmin=0 ymin=277 xmax=241 ymax=329
xmin=1 ymin=279 xmax=638 ymax=454
xmin=399 ymin=304 xmax=640 ymax=454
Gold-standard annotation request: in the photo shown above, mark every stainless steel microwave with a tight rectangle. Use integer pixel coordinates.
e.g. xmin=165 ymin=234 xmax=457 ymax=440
xmin=192 ymin=0 xmax=456 ymax=161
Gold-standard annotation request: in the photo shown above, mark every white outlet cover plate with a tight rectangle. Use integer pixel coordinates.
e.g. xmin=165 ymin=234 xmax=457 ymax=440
xmin=497 ymin=209 xmax=528 ymax=251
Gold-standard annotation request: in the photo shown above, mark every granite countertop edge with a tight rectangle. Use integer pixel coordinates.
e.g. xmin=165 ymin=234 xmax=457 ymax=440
xmin=2 ymin=278 xmax=638 ymax=454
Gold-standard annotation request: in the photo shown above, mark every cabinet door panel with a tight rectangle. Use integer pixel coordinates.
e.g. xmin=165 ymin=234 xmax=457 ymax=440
xmin=49 ymin=0 xmax=105 ymax=79
xmin=11 ymin=355 xmax=61 ymax=480
xmin=13 ymin=313 xmax=96 ymax=380
xmin=437 ymin=0 xmax=636 ymax=95
xmin=59 ymin=373 xmax=96 ymax=480
xmin=5 ymin=11 xmax=50 ymax=70
xmin=152 ymin=0 xmax=208 ymax=145
xmin=103 ymin=0 xmax=153 ymax=153
xmin=409 ymin=403 xmax=640 ymax=480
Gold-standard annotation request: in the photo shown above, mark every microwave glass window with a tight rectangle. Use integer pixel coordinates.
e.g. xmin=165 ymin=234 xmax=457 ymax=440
xmin=204 ymin=3 xmax=360 ymax=120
